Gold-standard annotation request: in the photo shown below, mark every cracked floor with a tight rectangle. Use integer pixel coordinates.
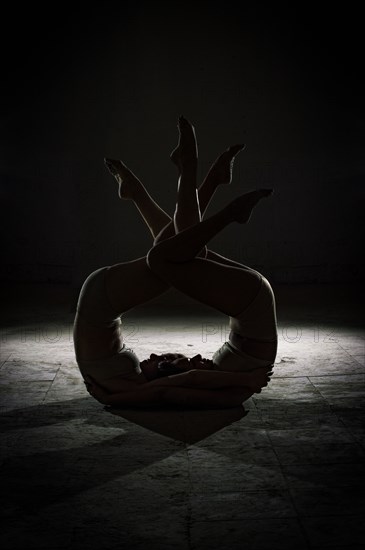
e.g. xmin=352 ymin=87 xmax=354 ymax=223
xmin=0 ymin=283 xmax=364 ymax=549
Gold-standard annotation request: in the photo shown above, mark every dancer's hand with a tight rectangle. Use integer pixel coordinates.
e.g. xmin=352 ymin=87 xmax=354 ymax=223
xmin=84 ymin=377 xmax=111 ymax=405
xmin=246 ymin=366 xmax=274 ymax=393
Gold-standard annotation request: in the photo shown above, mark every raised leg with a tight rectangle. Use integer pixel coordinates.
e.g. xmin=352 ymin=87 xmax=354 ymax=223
xmin=198 ymin=143 xmax=245 ymax=217
xmin=105 ymin=257 xmax=170 ymax=314
xmin=104 ymin=158 xmax=171 ymax=240
xmin=105 ymin=129 xmax=245 ymax=243
xmin=155 ymin=140 xmax=245 ymax=244
xmin=104 ymin=116 xmax=257 ymax=315
xmin=171 ymin=117 xmax=245 ymax=233
xmin=147 ymin=190 xmax=273 ymax=316
xmin=150 ymin=189 xmax=273 ymax=264
xmin=170 ymin=115 xmax=200 ymax=232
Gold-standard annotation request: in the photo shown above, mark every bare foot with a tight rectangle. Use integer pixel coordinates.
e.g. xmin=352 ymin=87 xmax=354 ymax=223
xmin=104 ymin=158 xmax=141 ymax=199
xmin=230 ymin=189 xmax=273 ymax=223
xmin=170 ymin=115 xmax=198 ymax=171
xmin=204 ymin=144 xmax=245 ymax=187
xmin=246 ymin=366 xmax=273 ymax=393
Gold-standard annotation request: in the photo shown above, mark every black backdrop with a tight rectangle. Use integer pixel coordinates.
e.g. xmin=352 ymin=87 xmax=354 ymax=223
xmin=2 ymin=2 xmax=364 ymax=287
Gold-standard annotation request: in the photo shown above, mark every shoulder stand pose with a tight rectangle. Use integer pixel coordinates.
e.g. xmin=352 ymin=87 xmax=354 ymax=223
xmin=74 ymin=116 xmax=277 ymax=409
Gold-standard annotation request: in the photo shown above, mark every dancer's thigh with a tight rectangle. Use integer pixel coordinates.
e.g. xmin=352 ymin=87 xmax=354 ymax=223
xmin=106 ymin=257 xmax=169 ymax=313
xmin=148 ymin=256 xmax=262 ymax=317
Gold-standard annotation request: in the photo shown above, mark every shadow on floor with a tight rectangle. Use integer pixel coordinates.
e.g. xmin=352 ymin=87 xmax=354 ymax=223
xmin=108 ymin=404 xmax=248 ymax=444
xmin=0 ymin=397 xmax=249 ymax=517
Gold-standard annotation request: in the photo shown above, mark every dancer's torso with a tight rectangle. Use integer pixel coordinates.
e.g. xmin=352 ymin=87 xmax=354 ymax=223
xmin=73 ymin=267 xmax=124 ymax=361
xmin=228 ymin=330 xmax=277 ymax=361
xmin=228 ymin=275 xmax=278 ymax=362
xmin=73 ymin=313 xmax=123 ymax=361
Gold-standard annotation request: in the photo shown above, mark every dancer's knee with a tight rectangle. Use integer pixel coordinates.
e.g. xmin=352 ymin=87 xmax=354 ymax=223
xmin=153 ymin=222 xmax=175 ymax=245
xmin=146 ymin=245 xmax=167 ymax=274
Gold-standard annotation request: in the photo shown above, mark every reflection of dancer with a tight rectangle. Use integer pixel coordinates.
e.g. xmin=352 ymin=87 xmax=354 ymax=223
xmin=74 ymin=116 xmax=277 ymax=409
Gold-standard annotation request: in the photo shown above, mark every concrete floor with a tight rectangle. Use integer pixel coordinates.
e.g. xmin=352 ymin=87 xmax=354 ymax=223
xmin=0 ymin=283 xmax=364 ymax=549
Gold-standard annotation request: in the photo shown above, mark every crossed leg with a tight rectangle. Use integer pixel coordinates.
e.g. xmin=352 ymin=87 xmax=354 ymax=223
xmin=147 ymin=117 xmax=274 ymax=318
xmin=104 ymin=126 xmax=245 ymax=242
xmin=80 ymin=119 xmax=275 ymax=407
xmin=104 ymin=124 xmax=248 ymax=313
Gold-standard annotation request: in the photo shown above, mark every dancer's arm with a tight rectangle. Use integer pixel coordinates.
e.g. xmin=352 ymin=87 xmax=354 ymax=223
xmin=86 ymin=367 xmax=271 ymax=405
xmin=146 ymin=368 xmax=269 ymax=389
xmin=87 ymin=381 xmax=250 ymax=409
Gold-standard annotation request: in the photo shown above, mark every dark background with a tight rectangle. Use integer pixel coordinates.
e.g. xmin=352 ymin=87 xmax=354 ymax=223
xmin=1 ymin=2 xmax=364 ymax=289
